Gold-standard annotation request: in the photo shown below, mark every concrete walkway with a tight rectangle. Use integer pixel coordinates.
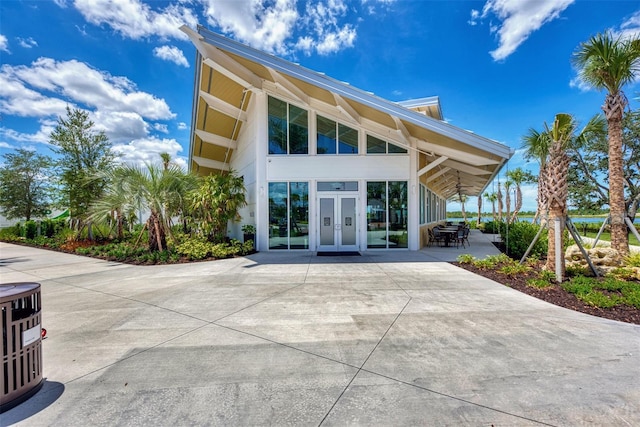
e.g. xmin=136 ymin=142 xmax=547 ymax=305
xmin=1 ymin=239 xmax=639 ymax=426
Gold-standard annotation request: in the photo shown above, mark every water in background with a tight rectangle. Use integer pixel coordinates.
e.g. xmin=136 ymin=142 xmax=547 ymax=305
xmin=448 ymin=216 xmax=640 ymax=224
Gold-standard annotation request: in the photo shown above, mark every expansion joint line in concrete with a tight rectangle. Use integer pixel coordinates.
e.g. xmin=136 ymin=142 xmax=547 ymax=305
xmin=317 ymin=296 xmax=412 ymax=426
xmin=369 ymin=257 xmax=412 ymax=299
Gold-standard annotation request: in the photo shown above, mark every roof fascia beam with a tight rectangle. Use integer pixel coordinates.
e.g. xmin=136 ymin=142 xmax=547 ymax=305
xmin=333 ymin=93 xmax=360 ymax=125
xmin=203 ymin=56 xmax=261 ymax=90
xmin=195 ymin=129 xmax=238 ymax=150
xmin=267 ymin=67 xmax=309 ymax=105
xmin=418 ymin=156 xmax=448 ymax=177
xmin=193 ymin=156 xmax=230 ymax=171
xmin=200 ymin=90 xmax=247 ymax=122
xmin=442 ymin=159 xmax=493 ymax=176
xmin=393 ymin=117 xmax=412 ymax=146
xmin=416 ymin=138 xmax=500 ymax=167
xmin=426 ymin=167 xmax=451 ymax=183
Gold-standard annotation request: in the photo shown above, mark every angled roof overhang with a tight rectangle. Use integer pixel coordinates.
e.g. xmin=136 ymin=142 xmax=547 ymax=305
xmin=182 ymin=25 xmax=513 ymax=198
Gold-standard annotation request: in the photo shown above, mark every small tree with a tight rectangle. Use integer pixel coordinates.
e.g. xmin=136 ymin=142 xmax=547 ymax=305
xmin=189 ymin=171 xmax=247 ymax=243
xmin=89 ymin=162 xmax=197 ymax=251
xmin=49 ymin=107 xmax=116 ymax=223
xmin=0 ymin=148 xmax=55 ymax=220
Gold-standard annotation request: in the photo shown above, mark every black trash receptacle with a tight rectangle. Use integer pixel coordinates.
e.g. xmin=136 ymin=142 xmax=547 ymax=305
xmin=1 ymin=283 xmax=44 ymax=413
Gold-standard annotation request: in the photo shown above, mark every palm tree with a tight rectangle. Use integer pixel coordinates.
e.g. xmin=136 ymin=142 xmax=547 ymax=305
xmin=485 ymin=192 xmax=498 ymax=222
xmin=573 ymin=31 xmax=640 ymax=257
xmin=544 ymin=113 xmax=576 ymax=278
xmin=160 ymin=152 xmax=171 ymax=171
xmin=521 ymin=128 xmax=551 ymax=223
xmin=189 ymin=170 xmax=247 ymax=243
xmin=476 ymin=194 xmax=482 ymax=227
xmin=507 ymin=167 xmax=535 ymax=223
xmin=90 ymin=162 xmax=197 ymax=251
xmin=504 ymin=179 xmax=512 ymax=223
xmin=496 ymin=181 xmax=503 ymax=222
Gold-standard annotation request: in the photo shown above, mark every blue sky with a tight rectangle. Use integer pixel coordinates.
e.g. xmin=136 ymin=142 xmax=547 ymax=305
xmin=1 ymin=0 xmax=639 ymax=213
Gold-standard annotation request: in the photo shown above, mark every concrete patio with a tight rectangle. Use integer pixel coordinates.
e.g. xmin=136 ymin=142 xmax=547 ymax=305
xmin=1 ymin=236 xmax=639 ymax=426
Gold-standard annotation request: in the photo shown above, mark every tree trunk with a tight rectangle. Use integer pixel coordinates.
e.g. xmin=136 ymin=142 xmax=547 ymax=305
xmin=604 ymin=92 xmax=630 ymax=257
xmin=461 ymin=200 xmax=467 ymax=222
xmin=505 ymin=185 xmax=511 ymax=224
xmin=511 ymin=185 xmax=522 ymax=223
xmin=477 ymin=196 xmax=482 ymax=227
xmin=497 ymin=187 xmax=503 ymax=222
xmin=544 ymin=141 xmax=570 ymax=277
xmin=147 ymin=211 xmax=166 ymax=252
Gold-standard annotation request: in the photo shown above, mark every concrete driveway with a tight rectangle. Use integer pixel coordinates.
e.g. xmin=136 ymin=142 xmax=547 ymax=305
xmin=1 ymin=242 xmax=639 ymax=426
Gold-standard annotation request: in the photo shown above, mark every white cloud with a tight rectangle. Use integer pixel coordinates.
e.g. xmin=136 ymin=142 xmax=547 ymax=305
xmin=615 ymin=10 xmax=640 ymax=41
xmin=17 ymin=37 xmax=38 ymax=49
xmin=177 ymin=122 xmax=188 ymax=130
xmin=112 ymin=136 xmax=185 ymax=168
xmin=0 ymin=34 xmax=9 ymax=53
xmin=0 ymin=119 xmax=58 ymax=145
xmin=0 ymin=141 xmax=15 ymax=149
xmin=73 ymin=0 xmax=198 ymax=41
xmin=470 ymin=0 xmax=574 ymax=61
xmin=203 ymin=0 xmax=299 ymax=55
xmin=0 ymin=58 xmax=174 ymax=120
xmin=297 ymin=0 xmax=356 ymax=55
xmin=153 ymin=45 xmax=189 ymax=67
xmin=90 ymin=110 xmax=150 ymax=142
xmin=153 ymin=123 xmax=169 ymax=133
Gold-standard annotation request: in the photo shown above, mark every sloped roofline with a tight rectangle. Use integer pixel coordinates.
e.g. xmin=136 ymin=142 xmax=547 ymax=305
xmin=192 ymin=25 xmax=512 ymax=160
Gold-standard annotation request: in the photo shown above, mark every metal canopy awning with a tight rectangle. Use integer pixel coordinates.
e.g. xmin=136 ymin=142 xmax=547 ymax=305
xmin=182 ymin=25 xmax=512 ymax=198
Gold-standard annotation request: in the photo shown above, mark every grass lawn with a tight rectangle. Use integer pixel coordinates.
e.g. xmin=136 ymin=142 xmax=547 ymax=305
xmin=578 ymin=230 xmax=640 ymax=247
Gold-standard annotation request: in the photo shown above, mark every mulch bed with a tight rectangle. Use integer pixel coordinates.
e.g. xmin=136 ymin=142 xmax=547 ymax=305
xmin=452 ymin=261 xmax=640 ymax=326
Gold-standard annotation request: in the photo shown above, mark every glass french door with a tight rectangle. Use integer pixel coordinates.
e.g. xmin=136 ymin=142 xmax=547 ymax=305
xmin=317 ymin=195 xmax=358 ymax=252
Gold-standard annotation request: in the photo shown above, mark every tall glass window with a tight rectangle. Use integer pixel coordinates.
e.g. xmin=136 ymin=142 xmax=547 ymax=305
xmin=388 ymin=181 xmax=408 ymax=248
xmin=419 ymin=184 xmax=426 ymax=225
xmin=268 ymin=182 xmax=309 ymax=250
xmin=289 ymin=182 xmax=309 ymax=249
xmin=366 ymin=134 xmax=407 ymax=154
xmin=317 ymin=115 xmax=358 ymax=155
xmin=367 ymin=182 xmax=387 ymax=249
xmin=367 ymin=181 xmax=408 ymax=249
xmin=268 ymin=96 xmax=308 ymax=155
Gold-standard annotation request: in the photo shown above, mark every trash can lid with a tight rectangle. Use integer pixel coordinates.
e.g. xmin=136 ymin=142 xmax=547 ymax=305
xmin=0 ymin=282 xmax=41 ymax=301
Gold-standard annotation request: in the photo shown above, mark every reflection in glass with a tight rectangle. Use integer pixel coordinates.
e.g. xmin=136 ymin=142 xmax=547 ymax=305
xmin=289 ymin=182 xmax=309 ymax=249
xmin=388 ymin=142 xmax=408 ymax=153
xmin=366 ymin=135 xmax=386 ymax=153
xmin=388 ymin=181 xmax=408 ymax=248
xmin=289 ymin=105 xmax=308 ymax=154
xmin=367 ymin=182 xmax=387 ymax=248
xmin=317 ymin=115 xmax=336 ymax=154
xmin=338 ymin=124 xmax=358 ymax=154
xmin=268 ymin=97 xmax=287 ymax=154
xmin=268 ymin=182 xmax=288 ymax=249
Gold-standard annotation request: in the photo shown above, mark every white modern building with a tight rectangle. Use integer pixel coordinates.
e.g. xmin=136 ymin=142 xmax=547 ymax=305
xmin=182 ymin=25 xmax=512 ymax=252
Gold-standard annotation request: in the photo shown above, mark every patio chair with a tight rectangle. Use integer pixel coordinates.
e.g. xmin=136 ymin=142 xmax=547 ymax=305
xmin=432 ymin=227 xmax=446 ymax=247
xmin=456 ymin=228 xmax=466 ymax=248
xmin=463 ymin=226 xmax=470 ymax=246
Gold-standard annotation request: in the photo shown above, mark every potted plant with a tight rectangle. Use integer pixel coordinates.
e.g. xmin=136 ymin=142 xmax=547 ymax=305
xmin=242 ymin=224 xmax=256 ymax=245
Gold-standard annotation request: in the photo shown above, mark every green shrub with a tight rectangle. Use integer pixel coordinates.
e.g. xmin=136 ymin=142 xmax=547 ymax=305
xmin=624 ymin=253 xmax=640 ymax=268
xmin=622 ymin=286 xmax=640 ymax=309
xmin=176 ymin=238 xmax=211 ymax=260
xmin=23 ymin=221 xmax=37 ymax=239
xmin=580 ymin=291 xmax=622 ymax=308
xmin=500 ymin=221 xmax=547 ymax=260
xmin=457 ymin=254 xmax=476 ymax=264
xmin=0 ymin=225 xmax=22 ymax=242
xmin=480 ymin=220 xmax=505 ymax=234
xmin=499 ymin=263 xmax=531 ymax=277
xmin=527 ymin=278 xmax=554 ymax=289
